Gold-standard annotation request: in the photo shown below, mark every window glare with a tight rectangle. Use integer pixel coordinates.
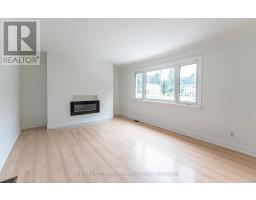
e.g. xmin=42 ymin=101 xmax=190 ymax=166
xmin=133 ymin=57 xmax=201 ymax=107
xmin=146 ymin=68 xmax=175 ymax=101
xmin=135 ymin=73 xmax=143 ymax=98
xmin=180 ymin=64 xmax=197 ymax=103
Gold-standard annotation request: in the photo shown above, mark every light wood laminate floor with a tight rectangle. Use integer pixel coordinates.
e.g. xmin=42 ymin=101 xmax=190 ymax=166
xmin=1 ymin=116 xmax=256 ymax=183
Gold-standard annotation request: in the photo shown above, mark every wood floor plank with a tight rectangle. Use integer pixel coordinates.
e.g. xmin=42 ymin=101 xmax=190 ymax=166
xmin=1 ymin=116 xmax=256 ymax=183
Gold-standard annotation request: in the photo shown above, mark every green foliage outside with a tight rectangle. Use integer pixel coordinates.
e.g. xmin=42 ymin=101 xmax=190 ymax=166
xmin=180 ymin=72 xmax=196 ymax=93
xmin=136 ymin=69 xmax=196 ymax=97
xmin=147 ymin=69 xmax=175 ymax=97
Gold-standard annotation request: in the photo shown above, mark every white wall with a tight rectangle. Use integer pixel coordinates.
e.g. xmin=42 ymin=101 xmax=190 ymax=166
xmin=113 ymin=66 xmax=119 ymax=115
xmin=47 ymin=55 xmax=113 ymax=129
xmin=0 ymin=65 xmax=20 ymax=171
xmin=117 ymin=29 xmax=256 ymax=156
xmin=20 ymin=52 xmax=47 ymax=129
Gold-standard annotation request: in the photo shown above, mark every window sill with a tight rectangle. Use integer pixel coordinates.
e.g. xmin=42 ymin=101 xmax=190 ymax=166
xmin=131 ymin=98 xmax=202 ymax=110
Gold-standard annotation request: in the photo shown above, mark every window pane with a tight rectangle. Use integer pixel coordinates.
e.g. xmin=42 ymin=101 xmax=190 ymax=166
xmin=180 ymin=64 xmax=197 ymax=103
xmin=146 ymin=68 xmax=175 ymax=101
xmin=135 ymin=73 xmax=143 ymax=98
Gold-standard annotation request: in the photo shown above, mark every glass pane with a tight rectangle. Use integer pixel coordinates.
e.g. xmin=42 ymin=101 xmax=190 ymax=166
xmin=135 ymin=73 xmax=143 ymax=98
xmin=146 ymin=68 xmax=175 ymax=101
xmin=180 ymin=64 xmax=197 ymax=103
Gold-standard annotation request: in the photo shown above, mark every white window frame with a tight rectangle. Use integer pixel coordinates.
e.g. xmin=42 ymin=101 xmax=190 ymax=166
xmin=134 ymin=72 xmax=143 ymax=99
xmin=132 ymin=55 xmax=202 ymax=109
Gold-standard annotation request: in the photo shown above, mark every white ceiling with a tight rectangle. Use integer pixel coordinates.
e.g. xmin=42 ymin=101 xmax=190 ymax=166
xmin=40 ymin=19 xmax=251 ymax=64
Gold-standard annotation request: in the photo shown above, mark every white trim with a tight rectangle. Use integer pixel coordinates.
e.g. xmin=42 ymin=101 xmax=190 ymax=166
xmin=21 ymin=123 xmax=47 ymax=130
xmin=134 ymin=72 xmax=143 ymax=99
xmin=131 ymin=99 xmax=202 ymax=110
xmin=175 ymin=64 xmax=180 ymax=103
xmin=131 ymin=54 xmax=202 ymax=72
xmin=119 ymin=113 xmax=256 ymax=158
xmin=142 ymin=71 xmax=146 ymax=100
xmin=131 ymin=55 xmax=202 ymax=109
xmin=178 ymin=62 xmax=198 ymax=105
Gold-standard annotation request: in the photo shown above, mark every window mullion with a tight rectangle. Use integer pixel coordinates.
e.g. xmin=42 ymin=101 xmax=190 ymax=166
xmin=133 ymin=55 xmax=202 ymax=107
xmin=142 ymin=72 xmax=146 ymax=100
xmin=175 ymin=65 xmax=180 ymax=104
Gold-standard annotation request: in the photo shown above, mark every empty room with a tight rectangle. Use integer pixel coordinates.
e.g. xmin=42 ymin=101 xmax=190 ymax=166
xmin=1 ymin=17 xmax=256 ymax=185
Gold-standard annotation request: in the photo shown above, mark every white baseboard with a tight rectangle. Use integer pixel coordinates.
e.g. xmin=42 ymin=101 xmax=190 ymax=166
xmin=120 ymin=112 xmax=256 ymax=158
xmin=21 ymin=123 xmax=47 ymax=130
xmin=47 ymin=115 xmax=113 ymax=129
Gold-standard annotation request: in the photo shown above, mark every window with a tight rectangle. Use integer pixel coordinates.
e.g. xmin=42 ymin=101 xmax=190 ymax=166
xmin=133 ymin=56 xmax=202 ymax=107
xmin=146 ymin=68 xmax=175 ymax=101
xmin=135 ymin=72 xmax=143 ymax=99
xmin=179 ymin=64 xmax=197 ymax=103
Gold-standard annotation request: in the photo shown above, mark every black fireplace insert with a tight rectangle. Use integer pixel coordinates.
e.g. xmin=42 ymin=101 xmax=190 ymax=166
xmin=70 ymin=100 xmax=100 ymax=116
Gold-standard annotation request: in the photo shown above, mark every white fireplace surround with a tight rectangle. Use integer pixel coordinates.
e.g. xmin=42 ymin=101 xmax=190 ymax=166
xmin=72 ymin=95 xmax=98 ymax=101
xmin=47 ymin=55 xmax=113 ymax=129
